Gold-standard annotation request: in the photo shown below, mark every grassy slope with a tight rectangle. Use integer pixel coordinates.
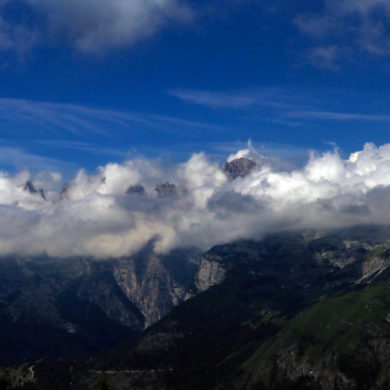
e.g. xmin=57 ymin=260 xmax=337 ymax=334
xmin=237 ymin=268 xmax=390 ymax=390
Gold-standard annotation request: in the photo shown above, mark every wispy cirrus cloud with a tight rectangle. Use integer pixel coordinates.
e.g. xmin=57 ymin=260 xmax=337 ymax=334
xmin=0 ymin=97 xmax=247 ymax=172
xmin=0 ymin=98 xmax=111 ymax=136
xmin=287 ymin=110 xmax=390 ymax=122
xmin=168 ymin=88 xmax=305 ymax=110
xmin=0 ymin=97 xmax=229 ymax=138
xmin=168 ymin=87 xmax=390 ymax=127
xmin=307 ymin=45 xmax=341 ymax=70
xmin=168 ymin=89 xmax=258 ymax=108
xmin=0 ymin=16 xmax=40 ymax=54
xmin=35 ymin=140 xmax=130 ymax=159
xmin=295 ymin=0 xmax=390 ymax=68
xmin=0 ymin=144 xmax=73 ymax=171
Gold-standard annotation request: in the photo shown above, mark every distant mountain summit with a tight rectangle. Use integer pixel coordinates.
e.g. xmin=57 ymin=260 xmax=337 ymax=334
xmin=224 ymin=157 xmax=256 ymax=180
xmin=24 ymin=157 xmax=258 ymax=203
xmin=24 ymin=180 xmax=46 ymax=200
xmin=126 ymin=184 xmax=145 ymax=195
xmin=154 ymin=182 xmax=177 ymax=197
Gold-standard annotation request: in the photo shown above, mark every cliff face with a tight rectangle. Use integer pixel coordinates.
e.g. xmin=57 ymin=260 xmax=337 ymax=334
xmin=0 ymin=246 xmax=201 ymax=365
xmin=187 ymin=230 xmax=390 ymax=301
xmin=185 ymin=254 xmax=226 ymax=299
xmin=112 ymin=246 xmax=201 ymax=327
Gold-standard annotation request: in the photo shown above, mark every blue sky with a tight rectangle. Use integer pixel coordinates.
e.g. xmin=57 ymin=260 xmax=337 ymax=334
xmin=1 ymin=0 xmax=390 ymax=176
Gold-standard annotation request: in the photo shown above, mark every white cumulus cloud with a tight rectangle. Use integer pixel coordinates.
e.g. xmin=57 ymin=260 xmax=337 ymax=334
xmin=2 ymin=142 xmax=390 ymax=258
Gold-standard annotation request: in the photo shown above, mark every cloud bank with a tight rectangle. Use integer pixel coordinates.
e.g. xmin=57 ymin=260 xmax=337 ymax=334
xmin=2 ymin=142 xmax=390 ymax=258
xmin=0 ymin=0 xmax=193 ymax=54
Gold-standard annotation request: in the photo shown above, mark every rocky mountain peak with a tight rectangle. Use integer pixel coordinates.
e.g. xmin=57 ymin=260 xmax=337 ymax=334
xmin=60 ymin=183 xmax=70 ymax=199
xmin=155 ymin=182 xmax=177 ymax=197
xmin=126 ymin=184 xmax=145 ymax=195
xmin=24 ymin=180 xmax=46 ymax=200
xmin=24 ymin=180 xmax=37 ymax=194
xmin=224 ymin=157 xmax=256 ymax=180
xmin=38 ymin=188 xmax=46 ymax=200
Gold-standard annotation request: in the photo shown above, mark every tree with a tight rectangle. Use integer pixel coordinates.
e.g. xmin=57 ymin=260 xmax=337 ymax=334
xmin=0 ymin=376 xmax=11 ymax=390
xmin=97 ymin=374 xmax=114 ymax=390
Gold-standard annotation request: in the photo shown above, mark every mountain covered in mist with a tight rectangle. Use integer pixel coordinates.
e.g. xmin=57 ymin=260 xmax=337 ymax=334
xmin=4 ymin=142 xmax=390 ymax=261
xmin=7 ymin=224 xmax=390 ymax=390
xmin=6 ymin=144 xmax=390 ymax=389
xmin=0 ymin=245 xmax=201 ymax=366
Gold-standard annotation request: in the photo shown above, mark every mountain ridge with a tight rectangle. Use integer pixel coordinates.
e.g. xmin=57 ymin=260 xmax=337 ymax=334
xmin=5 ymin=225 xmax=390 ymax=389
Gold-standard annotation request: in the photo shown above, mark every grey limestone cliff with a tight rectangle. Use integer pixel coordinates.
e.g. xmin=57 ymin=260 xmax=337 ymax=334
xmin=0 ymin=245 xmax=201 ymax=365
xmin=185 ymin=254 xmax=226 ymax=299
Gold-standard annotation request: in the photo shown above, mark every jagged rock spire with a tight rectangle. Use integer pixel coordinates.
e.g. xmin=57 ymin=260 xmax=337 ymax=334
xmin=24 ymin=181 xmax=46 ymax=200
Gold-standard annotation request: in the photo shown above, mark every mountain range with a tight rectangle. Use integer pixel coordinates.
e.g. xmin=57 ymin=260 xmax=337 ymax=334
xmin=3 ymin=225 xmax=390 ymax=389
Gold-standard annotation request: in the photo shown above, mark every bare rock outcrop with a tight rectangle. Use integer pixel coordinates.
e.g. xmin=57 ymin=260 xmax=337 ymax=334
xmin=24 ymin=181 xmax=46 ymax=200
xmin=126 ymin=184 xmax=145 ymax=195
xmin=224 ymin=157 xmax=256 ymax=180
xmin=155 ymin=182 xmax=177 ymax=197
